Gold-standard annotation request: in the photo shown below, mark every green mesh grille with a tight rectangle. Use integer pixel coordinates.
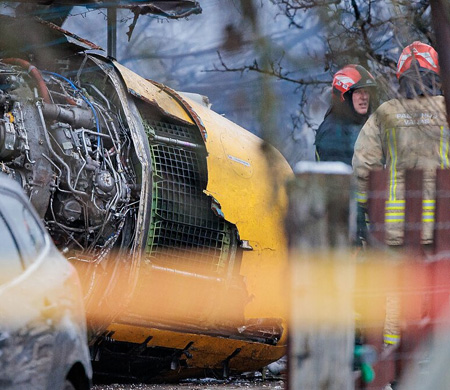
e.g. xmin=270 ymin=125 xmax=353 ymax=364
xmin=146 ymin=119 xmax=203 ymax=143
xmin=144 ymin=120 xmax=232 ymax=275
xmin=147 ymin=221 xmax=231 ymax=273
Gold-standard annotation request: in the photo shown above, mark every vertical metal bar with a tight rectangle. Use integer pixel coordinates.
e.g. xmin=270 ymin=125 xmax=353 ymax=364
xmin=434 ymin=169 xmax=450 ymax=253
xmin=431 ymin=169 xmax=450 ymax=331
xmin=398 ymin=170 xmax=426 ymax=382
xmin=107 ymin=6 xmax=117 ymax=59
xmin=429 ymin=3 xmax=450 ymax=333
xmin=367 ymin=169 xmax=388 ymax=246
xmin=364 ymin=170 xmax=395 ymax=389
xmin=287 ymin=162 xmax=354 ymax=390
xmin=430 ymin=0 xmax=450 ymax=126
xmin=404 ymin=169 xmax=423 ymax=252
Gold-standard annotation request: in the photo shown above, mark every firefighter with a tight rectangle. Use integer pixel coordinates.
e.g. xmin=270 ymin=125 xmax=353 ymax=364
xmin=352 ymin=41 xmax=446 ymax=348
xmin=315 ymin=64 xmax=378 ymax=165
xmin=353 ymin=41 xmax=445 ymax=246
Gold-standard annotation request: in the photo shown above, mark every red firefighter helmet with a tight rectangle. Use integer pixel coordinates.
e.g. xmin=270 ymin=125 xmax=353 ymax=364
xmin=332 ymin=64 xmax=377 ymax=102
xmin=396 ymin=41 xmax=439 ymax=79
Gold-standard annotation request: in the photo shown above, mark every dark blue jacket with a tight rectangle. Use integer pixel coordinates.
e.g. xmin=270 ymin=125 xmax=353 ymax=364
xmin=315 ymin=110 xmax=365 ymax=166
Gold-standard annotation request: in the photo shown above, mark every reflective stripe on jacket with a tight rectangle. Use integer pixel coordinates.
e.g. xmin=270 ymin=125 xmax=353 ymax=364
xmin=352 ymin=95 xmax=449 ymax=245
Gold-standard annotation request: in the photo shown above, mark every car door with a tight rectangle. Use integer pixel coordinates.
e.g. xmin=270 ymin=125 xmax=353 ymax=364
xmin=0 ymin=187 xmax=57 ymax=389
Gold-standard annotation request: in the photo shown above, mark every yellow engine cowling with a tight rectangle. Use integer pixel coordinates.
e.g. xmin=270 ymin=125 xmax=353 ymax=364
xmin=95 ymin=62 xmax=293 ymax=378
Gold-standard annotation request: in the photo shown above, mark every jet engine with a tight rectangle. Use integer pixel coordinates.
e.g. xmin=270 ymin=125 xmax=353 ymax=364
xmin=0 ymin=15 xmax=292 ymax=381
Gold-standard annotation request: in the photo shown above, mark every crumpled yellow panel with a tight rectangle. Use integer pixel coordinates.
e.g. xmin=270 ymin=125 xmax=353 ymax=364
xmin=113 ymin=61 xmax=194 ymax=125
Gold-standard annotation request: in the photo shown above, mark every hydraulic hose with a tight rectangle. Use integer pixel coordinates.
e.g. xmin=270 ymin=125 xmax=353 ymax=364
xmin=1 ymin=58 xmax=51 ymax=104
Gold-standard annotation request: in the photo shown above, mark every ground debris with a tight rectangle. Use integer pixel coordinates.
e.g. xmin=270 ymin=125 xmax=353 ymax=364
xmin=93 ymin=377 xmax=285 ymax=390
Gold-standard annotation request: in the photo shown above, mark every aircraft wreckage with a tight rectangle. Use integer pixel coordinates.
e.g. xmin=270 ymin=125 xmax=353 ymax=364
xmin=0 ymin=3 xmax=292 ymax=381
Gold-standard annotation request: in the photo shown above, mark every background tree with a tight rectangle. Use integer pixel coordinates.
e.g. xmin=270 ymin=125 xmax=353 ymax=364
xmin=1 ymin=0 xmax=441 ymax=165
xmin=211 ymin=0 xmax=438 ymax=164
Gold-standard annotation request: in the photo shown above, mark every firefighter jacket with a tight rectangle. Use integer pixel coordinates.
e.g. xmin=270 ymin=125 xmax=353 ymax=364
xmin=315 ymin=109 xmax=367 ymax=165
xmin=352 ymin=95 xmax=449 ymax=245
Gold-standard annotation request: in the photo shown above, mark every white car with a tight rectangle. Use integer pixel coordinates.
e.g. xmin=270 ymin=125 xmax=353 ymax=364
xmin=0 ymin=175 xmax=92 ymax=390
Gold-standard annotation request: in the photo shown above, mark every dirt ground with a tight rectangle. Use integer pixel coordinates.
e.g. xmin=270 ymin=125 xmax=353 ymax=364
xmin=92 ymin=377 xmax=286 ymax=390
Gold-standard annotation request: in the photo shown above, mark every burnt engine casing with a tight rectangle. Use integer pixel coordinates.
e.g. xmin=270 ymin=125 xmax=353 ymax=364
xmin=0 ymin=60 xmax=138 ymax=260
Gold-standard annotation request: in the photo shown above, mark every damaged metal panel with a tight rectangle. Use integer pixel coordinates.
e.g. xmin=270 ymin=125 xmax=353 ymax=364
xmin=38 ymin=18 xmax=103 ymax=50
xmin=164 ymin=93 xmax=293 ymax=330
xmin=150 ymin=80 xmax=208 ymax=141
xmin=174 ymin=93 xmax=291 ymax=247
xmin=125 ymin=98 xmax=248 ymax=337
xmin=113 ymin=67 xmax=292 ymax=340
xmin=113 ymin=61 xmax=195 ymax=126
xmin=97 ymin=322 xmax=286 ymax=381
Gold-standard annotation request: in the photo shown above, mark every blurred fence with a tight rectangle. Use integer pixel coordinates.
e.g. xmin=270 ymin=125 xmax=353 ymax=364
xmin=287 ymin=163 xmax=450 ymax=390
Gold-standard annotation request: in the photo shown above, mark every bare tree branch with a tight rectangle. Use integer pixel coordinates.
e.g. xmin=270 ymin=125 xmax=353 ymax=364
xmin=205 ymin=51 xmax=329 ymax=86
xmin=205 ymin=0 xmax=436 ymax=164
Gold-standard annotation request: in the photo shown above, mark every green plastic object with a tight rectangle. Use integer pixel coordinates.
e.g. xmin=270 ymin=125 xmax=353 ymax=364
xmin=360 ymin=362 xmax=375 ymax=383
xmin=354 ymin=344 xmax=377 ymax=383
